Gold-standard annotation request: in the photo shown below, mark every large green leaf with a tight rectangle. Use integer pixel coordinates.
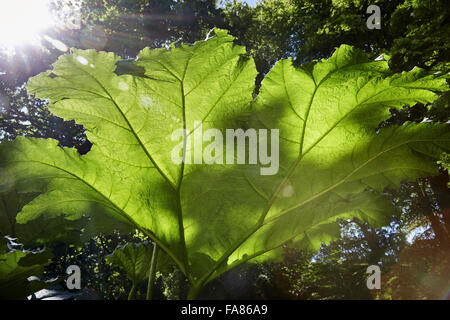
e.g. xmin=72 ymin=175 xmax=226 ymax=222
xmin=0 ymin=188 xmax=89 ymax=246
xmin=0 ymin=248 xmax=57 ymax=300
xmin=1 ymin=30 xmax=449 ymax=292
xmin=0 ymin=237 xmax=7 ymax=254
xmin=106 ymin=242 xmax=153 ymax=286
xmin=0 ymin=188 xmax=37 ymax=238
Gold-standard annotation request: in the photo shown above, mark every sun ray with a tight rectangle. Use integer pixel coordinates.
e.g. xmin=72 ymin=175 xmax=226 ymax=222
xmin=0 ymin=0 xmax=54 ymax=52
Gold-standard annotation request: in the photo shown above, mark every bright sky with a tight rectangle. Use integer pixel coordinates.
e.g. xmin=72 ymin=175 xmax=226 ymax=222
xmin=0 ymin=0 xmax=75 ymax=54
xmin=242 ymin=0 xmax=258 ymax=6
xmin=0 ymin=0 xmax=53 ymax=48
xmin=218 ymin=0 xmax=260 ymax=8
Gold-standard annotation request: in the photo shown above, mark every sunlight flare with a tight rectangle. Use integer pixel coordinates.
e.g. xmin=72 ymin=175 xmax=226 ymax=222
xmin=0 ymin=0 xmax=54 ymax=49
